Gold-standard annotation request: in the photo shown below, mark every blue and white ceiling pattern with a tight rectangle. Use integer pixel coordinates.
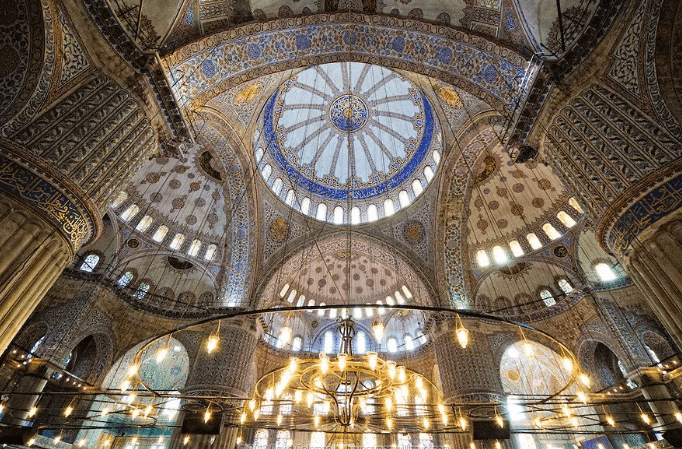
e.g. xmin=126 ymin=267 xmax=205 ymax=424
xmin=255 ymin=62 xmax=442 ymax=224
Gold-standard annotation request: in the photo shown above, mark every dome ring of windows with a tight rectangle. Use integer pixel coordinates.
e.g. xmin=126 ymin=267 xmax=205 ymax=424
xmin=255 ymin=62 xmax=443 ymax=225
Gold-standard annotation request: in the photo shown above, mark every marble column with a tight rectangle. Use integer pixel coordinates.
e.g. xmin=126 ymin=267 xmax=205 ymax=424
xmin=0 ymin=193 xmax=73 ymax=354
xmin=432 ymin=320 xmax=511 ymax=449
xmin=170 ymin=319 xmax=259 ymax=449
xmin=624 ymin=219 xmax=682 ymax=350
xmin=629 ymin=367 xmax=682 ymax=429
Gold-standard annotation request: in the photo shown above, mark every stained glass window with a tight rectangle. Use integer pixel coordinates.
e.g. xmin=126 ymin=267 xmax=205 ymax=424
xmin=135 ymin=283 xmax=150 ymax=299
xmin=275 ymin=430 xmax=291 ymax=449
xmin=136 ymin=215 xmax=153 ymax=232
xmin=557 ymin=278 xmax=573 ymax=294
xmin=540 ymin=289 xmax=555 ymax=307
xmin=121 ymin=204 xmax=140 ymax=221
xmin=80 ymin=254 xmax=100 ymax=272
xmin=117 ymin=271 xmax=133 ymax=287
xmin=152 ymin=226 xmax=168 ymax=242
xmin=595 ymin=263 xmax=617 ymax=281
xmin=254 ymin=429 xmax=269 ymax=448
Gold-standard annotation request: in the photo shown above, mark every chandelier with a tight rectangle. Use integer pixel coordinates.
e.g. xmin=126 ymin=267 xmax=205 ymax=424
xmin=245 ymin=318 xmax=453 ymax=434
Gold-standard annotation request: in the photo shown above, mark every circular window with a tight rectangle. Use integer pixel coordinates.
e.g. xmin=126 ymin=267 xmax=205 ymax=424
xmin=255 ymin=62 xmax=442 ymax=224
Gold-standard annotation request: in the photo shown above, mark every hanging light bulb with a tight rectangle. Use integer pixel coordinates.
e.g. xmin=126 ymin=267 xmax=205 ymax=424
xmin=265 ymin=387 xmax=274 ymax=401
xmin=459 ymin=415 xmax=468 ymax=430
xmin=294 ymin=390 xmax=302 ymax=403
xmin=101 ymin=405 xmax=109 ymax=417
xmin=641 ymin=412 xmax=651 ymax=425
xmin=204 ymin=407 xmax=211 ymax=423
xmin=277 ymin=413 xmax=283 ymax=425
xmin=157 ymin=437 xmax=164 ymax=444
xmin=606 ymin=415 xmax=615 ymax=427
xmin=254 ymin=409 xmax=260 ymax=421
xmin=307 ymin=392 xmax=314 ymax=408
xmin=0 ymin=402 xmax=4 ymax=413
xmin=469 ymin=443 xmax=476 ymax=449
xmin=183 ymin=436 xmax=190 ymax=445
xmin=570 ymin=416 xmax=579 ymax=428
xmin=562 ymin=357 xmax=573 ymax=372
xmin=456 ymin=327 xmax=469 ymax=349
xmin=279 ymin=326 xmax=292 ymax=346
xmin=120 ymin=379 xmax=131 ymax=392
xmin=64 ymin=404 xmax=74 ymax=417
xmin=367 ymin=352 xmax=378 ymax=370
xmin=206 ymin=334 xmax=219 ymax=353
xmin=675 ymin=412 xmax=682 ymax=423
xmin=386 ymin=417 xmax=393 ymax=430
xmin=289 ymin=357 xmax=298 ymax=373
xmin=373 ymin=322 xmax=384 ymax=341
xmin=237 ymin=436 xmax=242 ymax=445
xmin=240 ymin=413 xmax=246 ymax=424
xmin=54 ymin=435 xmax=62 ymax=443
xmin=320 ymin=353 xmax=330 ymax=374
xmin=576 ymin=391 xmax=588 ymax=404
xmin=423 ymin=417 xmax=430 ymax=430
xmin=495 ymin=413 xmax=504 ymax=428
xmin=533 ymin=416 xmax=543 ymax=428
xmin=441 ymin=412 xmax=448 ymax=426
xmin=337 ymin=353 xmax=347 ymax=371
xmin=144 ymin=404 xmax=153 ymax=417
xmin=398 ymin=366 xmax=406 ymax=383
xmin=415 ymin=377 xmax=424 ymax=390
xmin=78 ymin=439 xmax=86 ymax=447
xmin=127 ymin=364 xmax=139 ymax=377
xmin=522 ymin=340 xmax=533 ymax=356
xmin=156 ymin=346 xmax=168 ymax=363
xmin=249 ymin=398 xmax=256 ymax=411
xmin=494 ymin=441 xmax=501 ymax=449
xmin=27 ymin=438 xmax=36 ymax=447
xmin=28 ymin=406 xmax=38 ymax=417
xmin=438 ymin=403 xmax=446 ymax=415
xmin=386 ymin=361 xmax=396 ymax=380
xmin=314 ymin=416 xmax=320 ymax=426
xmin=578 ymin=373 xmax=591 ymax=387
xmin=385 ymin=397 xmax=393 ymax=411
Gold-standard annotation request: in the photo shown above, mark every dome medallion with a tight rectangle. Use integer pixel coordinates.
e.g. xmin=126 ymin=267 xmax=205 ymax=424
xmin=256 ymin=62 xmax=442 ymax=224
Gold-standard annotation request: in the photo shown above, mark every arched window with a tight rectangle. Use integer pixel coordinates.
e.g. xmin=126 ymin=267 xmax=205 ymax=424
xmin=644 ymin=345 xmax=661 ymax=364
xmin=272 ymin=178 xmax=283 ymax=195
xmin=285 ymin=190 xmax=296 ymax=206
xmin=527 ymin=233 xmax=542 ymax=250
xmin=276 ymin=430 xmax=291 ymax=449
xmin=543 ymin=223 xmax=561 ymax=240
xmin=286 ymin=289 xmax=297 ymax=304
xmin=557 ymin=211 xmax=576 ymax=228
xmin=316 ymin=203 xmax=327 ymax=221
xmin=121 ymin=204 xmax=140 ymax=221
xmin=111 ymin=191 xmax=128 ymax=208
xmin=363 ymin=434 xmax=377 ymax=449
xmin=404 ymin=334 xmax=414 ymax=351
xmin=188 ymin=239 xmax=202 ymax=257
xmin=557 ymin=278 xmax=573 ymax=294
xmin=384 ymin=199 xmax=395 ymax=217
xmin=418 ymin=433 xmax=434 ymax=449
xmin=135 ymin=283 xmax=150 ymax=299
xmin=387 ymin=337 xmax=398 ymax=353
xmin=568 ymin=197 xmax=584 ymax=213
xmin=509 ymin=240 xmax=524 ymax=257
xmin=255 ymin=148 xmax=264 ymax=163
xmin=398 ymin=434 xmax=411 ymax=449
xmin=317 ymin=303 xmax=326 ymax=316
xmin=300 ymin=197 xmax=310 ymax=215
xmin=80 ymin=254 xmax=100 ymax=272
xmin=412 ymin=179 xmax=423 ymax=196
xmin=353 ymin=307 xmax=363 ymax=320
xmin=355 ymin=331 xmax=367 ymax=354
xmin=329 ymin=308 xmax=337 ymax=319
xmin=262 ymin=164 xmax=272 ymax=181
xmin=402 ymin=285 xmax=413 ymax=299
xmin=292 ymin=336 xmax=302 ymax=352
xmin=254 ymin=429 xmax=269 ymax=448
xmin=117 ymin=271 xmax=133 ymax=287
xmin=385 ymin=296 xmax=395 ymax=306
xmin=540 ymin=289 xmax=555 ymax=307
xmin=395 ymin=291 xmax=405 ymax=304
xmin=296 ymin=295 xmax=305 ymax=307
xmin=595 ymin=263 xmax=617 ymax=281
xmin=136 ymin=215 xmax=153 ymax=232
xmin=152 ymin=225 xmax=168 ymax=242
xmin=204 ymin=244 xmax=217 ymax=261
xmin=476 ymin=250 xmax=490 ymax=267
xmin=333 ymin=206 xmax=344 ymax=224
xmin=432 ymin=150 xmax=441 ymax=165
xmin=424 ymin=166 xmax=434 ymax=182
xmin=324 ymin=331 xmax=334 ymax=354
xmin=399 ymin=190 xmax=410 ymax=208
xmin=310 ymin=432 xmax=325 ymax=449
xmin=367 ymin=205 xmax=378 ymax=222
xmin=170 ymin=233 xmax=185 ymax=250
xmin=351 ymin=206 xmax=361 ymax=224
xmin=492 ymin=245 xmax=508 ymax=264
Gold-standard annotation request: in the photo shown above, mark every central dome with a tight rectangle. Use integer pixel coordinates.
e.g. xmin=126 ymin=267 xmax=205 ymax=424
xmin=255 ymin=62 xmax=442 ymax=224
